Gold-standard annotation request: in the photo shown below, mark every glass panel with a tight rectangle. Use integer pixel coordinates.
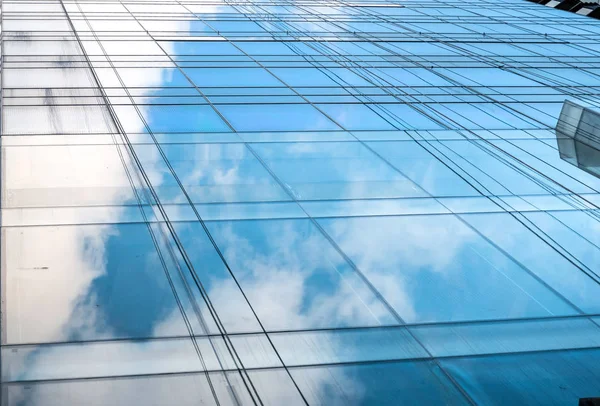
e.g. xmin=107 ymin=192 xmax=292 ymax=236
xmin=368 ymin=141 xmax=482 ymax=197
xmin=291 ymin=361 xmax=469 ymax=405
xmin=2 ymin=145 xmax=136 ymax=208
xmin=412 ymin=318 xmax=600 ymax=357
xmin=316 ymin=104 xmax=396 ymax=131
xmin=462 ymin=212 xmax=600 ymax=313
xmin=4 ymin=68 xmax=97 ymax=88
xmin=217 ymin=104 xmax=341 ymax=132
xmin=441 ymin=349 xmax=600 ymax=405
xmin=439 ymin=140 xmax=565 ymax=196
xmin=4 ymin=372 xmax=252 ymax=405
xmin=140 ymin=105 xmax=232 ymax=133
xmin=161 ymin=143 xmax=289 ymax=203
xmin=270 ymin=67 xmax=345 ymax=87
xmin=301 ymin=197 xmax=449 ymax=218
xmin=4 ymin=40 xmax=83 ymax=56
xmin=270 ymin=327 xmax=428 ymax=366
xmin=247 ymin=369 xmax=307 ymax=406
xmin=318 ymin=215 xmax=577 ymax=323
xmin=250 ymin=142 xmax=427 ymax=200
xmin=183 ymin=67 xmax=281 ymax=87
xmin=4 ymin=106 xmax=116 ymax=135
xmin=172 ymin=221 xmax=263 ymax=334
xmin=2 ymin=224 xmax=193 ymax=344
xmin=2 ymin=338 xmax=202 ymax=381
xmin=205 ymin=218 xmax=398 ymax=330
xmin=523 ymin=211 xmax=600 ymax=274
xmin=5 ymin=0 xmax=600 ymax=401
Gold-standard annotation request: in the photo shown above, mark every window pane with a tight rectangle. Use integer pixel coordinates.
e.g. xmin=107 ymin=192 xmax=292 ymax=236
xmin=319 ymin=215 xmax=577 ymax=323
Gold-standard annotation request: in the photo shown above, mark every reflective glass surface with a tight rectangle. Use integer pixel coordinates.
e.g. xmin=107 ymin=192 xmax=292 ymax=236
xmin=3 ymin=0 xmax=600 ymax=403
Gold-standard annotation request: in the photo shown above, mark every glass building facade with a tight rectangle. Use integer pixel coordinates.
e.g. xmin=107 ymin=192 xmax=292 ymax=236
xmin=2 ymin=0 xmax=600 ymax=404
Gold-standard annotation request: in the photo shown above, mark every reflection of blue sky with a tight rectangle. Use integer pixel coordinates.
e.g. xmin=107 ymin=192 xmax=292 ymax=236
xmin=143 ymin=104 xmax=232 ymax=133
xmin=202 ymin=219 xmax=397 ymax=330
xmin=8 ymin=371 xmax=251 ymax=406
xmin=291 ymin=360 xmax=469 ymax=405
xmin=218 ymin=104 xmax=342 ymax=132
xmin=164 ymin=143 xmax=291 ymax=203
xmin=8 ymin=4 xmax=600 ymax=405
xmin=250 ymin=142 xmax=427 ymax=200
xmin=462 ymin=212 xmax=600 ymax=312
xmin=440 ymin=348 xmax=600 ymax=405
xmin=435 ymin=140 xmax=564 ymax=195
xmin=184 ymin=67 xmax=282 ymax=87
xmin=71 ymin=224 xmax=186 ymax=340
xmin=490 ymin=138 xmax=600 ymax=193
xmin=527 ymin=210 xmax=600 ymax=273
xmin=318 ymin=214 xmax=578 ymax=322
xmin=367 ymin=141 xmax=481 ymax=197
xmin=4 ymin=222 xmax=204 ymax=405
xmin=131 ymin=142 xmax=292 ymax=204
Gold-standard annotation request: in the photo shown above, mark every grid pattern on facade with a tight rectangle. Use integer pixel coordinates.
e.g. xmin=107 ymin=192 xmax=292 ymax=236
xmin=2 ymin=0 xmax=600 ymax=404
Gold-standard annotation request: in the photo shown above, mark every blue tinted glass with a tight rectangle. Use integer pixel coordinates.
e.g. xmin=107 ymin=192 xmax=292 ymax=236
xmin=444 ymin=68 xmax=540 ymax=87
xmin=498 ymin=139 xmax=600 ymax=192
xmin=251 ymin=142 xmax=427 ymax=200
xmin=3 ymin=372 xmax=251 ymax=405
xmin=164 ymin=40 xmax=243 ymax=56
xmin=433 ymin=103 xmax=538 ymax=129
xmin=368 ymin=141 xmax=481 ymax=197
xmin=291 ymin=361 xmax=470 ymax=405
xmin=318 ymin=215 xmax=576 ymax=323
xmin=161 ymin=143 xmax=289 ymax=203
xmin=524 ymin=211 xmax=600 ymax=273
xmin=376 ymin=104 xmax=446 ymax=130
xmin=373 ymin=68 xmax=452 ymax=87
xmin=141 ymin=105 xmax=232 ymax=133
xmin=218 ymin=104 xmax=341 ymax=131
xmin=115 ymin=67 xmax=193 ymax=88
xmin=270 ymin=67 xmax=342 ymax=87
xmin=316 ymin=104 xmax=397 ymax=131
xmin=462 ymin=212 xmax=600 ymax=312
xmin=233 ymin=41 xmax=297 ymax=55
xmin=413 ymin=318 xmax=600 ymax=358
xmin=206 ymin=218 xmax=398 ymax=330
xmin=183 ymin=67 xmax=281 ymax=87
xmin=441 ymin=349 xmax=600 ymax=405
xmin=440 ymin=140 xmax=566 ymax=195
xmin=173 ymin=221 xmax=263 ymax=333
xmin=271 ymin=327 xmax=428 ymax=366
